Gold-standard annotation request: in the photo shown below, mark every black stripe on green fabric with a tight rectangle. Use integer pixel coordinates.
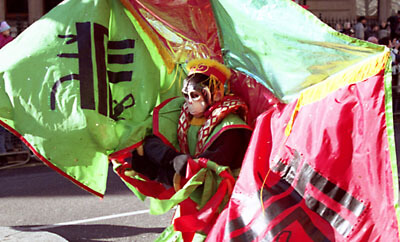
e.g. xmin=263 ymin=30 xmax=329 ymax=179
xmin=57 ymin=53 xmax=79 ymax=58
xmin=50 ymin=74 xmax=80 ymax=110
xmin=108 ymin=39 xmax=135 ymax=49
xmin=107 ymin=71 xmax=133 ymax=83
xmin=108 ymin=54 xmax=134 ymax=64
xmin=93 ymin=23 xmax=109 ymax=116
xmin=76 ymin=22 xmax=95 ymax=110
xmin=58 ymin=34 xmax=77 ymax=44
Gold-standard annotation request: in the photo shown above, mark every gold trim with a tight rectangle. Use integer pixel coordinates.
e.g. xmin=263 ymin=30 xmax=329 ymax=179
xmin=187 ymin=58 xmax=231 ymax=80
xmin=173 ymin=173 xmax=182 ymax=191
xmin=285 ymin=51 xmax=390 ymax=136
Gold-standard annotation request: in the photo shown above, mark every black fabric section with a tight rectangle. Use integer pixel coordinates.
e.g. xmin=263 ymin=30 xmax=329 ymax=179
xmin=231 ymin=189 xmax=302 ymax=242
xmin=272 ymin=150 xmax=301 ymax=180
xmin=198 ymin=128 xmax=252 ymax=169
xmin=108 ymin=85 xmax=113 ymax=122
xmin=229 ymin=154 xmax=361 ymax=241
xmin=111 ymin=94 xmax=135 ymax=121
xmin=228 ymin=217 xmax=249 ymax=241
xmin=268 ymin=207 xmax=331 ymax=242
xmin=295 ymin=162 xmax=314 ymax=196
xmin=258 ymin=174 xmax=292 ymax=202
xmin=130 ymin=128 xmax=250 ymax=186
xmin=50 ymin=74 xmax=79 ymax=110
xmin=274 ymin=231 xmax=292 ymax=241
xmin=297 ymin=163 xmax=365 ymax=217
xmin=57 ymin=53 xmax=79 ymax=58
xmin=228 ymin=178 xmax=291 ymax=241
xmin=130 ymin=135 xmax=180 ymax=186
xmin=76 ymin=22 xmax=95 ymax=110
xmin=107 ymin=71 xmax=133 ymax=83
xmin=272 ymin=160 xmax=287 ymax=173
xmin=281 ymin=150 xmax=302 ymax=185
xmin=231 ymin=227 xmax=258 ymax=242
xmin=108 ymin=39 xmax=135 ymax=49
xmin=309 ymin=169 xmax=365 ymax=216
xmin=59 ymin=74 xmax=80 ymax=82
xmin=58 ymin=34 xmax=77 ymax=44
xmin=108 ymin=53 xmax=134 ymax=64
xmin=265 ymin=189 xmax=303 ymax=221
xmin=306 ymin=196 xmax=351 ymax=237
xmin=294 ymin=162 xmax=363 ymax=237
xmin=130 ymin=151 xmax=158 ymax=181
xmin=93 ymin=23 xmax=109 ymax=116
xmin=279 ymin=160 xmax=297 ymax=185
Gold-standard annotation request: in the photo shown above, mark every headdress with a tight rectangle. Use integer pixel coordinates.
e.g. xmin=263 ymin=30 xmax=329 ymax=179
xmin=184 ymin=59 xmax=232 ymax=103
xmin=0 ymin=21 xmax=10 ymax=33
xmin=186 ymin=58 xmax=231 ymax=84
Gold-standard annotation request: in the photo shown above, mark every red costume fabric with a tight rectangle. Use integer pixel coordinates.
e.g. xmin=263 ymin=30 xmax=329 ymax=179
xmin=0 ymin=35 xmax=13 ymax=49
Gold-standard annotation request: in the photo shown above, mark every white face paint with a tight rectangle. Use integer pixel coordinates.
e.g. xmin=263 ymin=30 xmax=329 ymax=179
xmin=182 ymin=80 xmax=207 ymax=118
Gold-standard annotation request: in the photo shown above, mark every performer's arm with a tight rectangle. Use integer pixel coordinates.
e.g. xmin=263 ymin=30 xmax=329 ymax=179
xmin=198 ymin=129 xmax=251 ymax=169
xmin=130 ymin=135 xmax=182 ymax=186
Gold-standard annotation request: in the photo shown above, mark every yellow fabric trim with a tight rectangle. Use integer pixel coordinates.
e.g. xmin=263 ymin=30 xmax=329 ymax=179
xmin=160 ymin=64 xmax=183 ymax=94
xmin=187 ymin=58 xmax=232 ymax=80
xmin=120 ymin=0 xmax=175 ymax=74
xmin=190 ymin=117 xmax=206 ymax=126
xmin=285 ymin=51 xmax=390 ymax=136
xmin=209 ymin=74 xmax=225 ymax=101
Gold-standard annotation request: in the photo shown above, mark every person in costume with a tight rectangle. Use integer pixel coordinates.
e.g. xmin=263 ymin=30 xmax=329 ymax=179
xmin=0 ymin=21 xmax=13 ymax=49
xmin=128 ymin=59 xmax=252 ymax=186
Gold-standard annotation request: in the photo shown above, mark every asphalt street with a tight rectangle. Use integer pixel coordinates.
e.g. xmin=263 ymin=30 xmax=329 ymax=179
xmin=0 ymin=163 xmax=174 ymax=242
xmin=1 ymin=123 xmax=400 ymax=242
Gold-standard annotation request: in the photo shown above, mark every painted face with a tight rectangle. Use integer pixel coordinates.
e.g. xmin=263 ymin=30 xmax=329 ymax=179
xmin=1 ymin=29 xmax=10 ymax=37
xmin=182 ymin=79 xmax=207 ymax=118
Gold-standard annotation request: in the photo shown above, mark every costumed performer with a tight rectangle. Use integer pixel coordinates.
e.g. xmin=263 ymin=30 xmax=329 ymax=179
xmin=128 ymin=58 xmax=252 ymax=187
xmin=0 ymin=21 xmax=13 ymax=49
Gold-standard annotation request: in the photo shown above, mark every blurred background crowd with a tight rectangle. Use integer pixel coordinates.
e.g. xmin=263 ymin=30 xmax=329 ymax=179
xmin=331 ymin=11 xmax=400 ymax=85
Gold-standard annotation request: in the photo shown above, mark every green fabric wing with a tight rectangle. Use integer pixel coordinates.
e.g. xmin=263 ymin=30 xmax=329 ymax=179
xmin=210 ymin=0 xmax=385 ymax=103
xmin=0 ymin=0 xmax=182 ymax=196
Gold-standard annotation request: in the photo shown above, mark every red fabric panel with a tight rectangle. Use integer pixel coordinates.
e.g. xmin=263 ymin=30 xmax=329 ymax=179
xmin=128 ymin=0 xmax=222 ymax=61
xmin=207 ymin=71 xmax=400 ymax=241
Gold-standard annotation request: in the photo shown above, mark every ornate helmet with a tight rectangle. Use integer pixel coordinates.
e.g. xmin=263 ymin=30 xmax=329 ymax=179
xmin=186 ymin=58 xmax=231 ymax=84
xmin=185 ymin=59 xmax=231 ymax=103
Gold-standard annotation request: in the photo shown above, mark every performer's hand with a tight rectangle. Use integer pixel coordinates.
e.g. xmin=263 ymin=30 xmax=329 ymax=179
xmin=172 ymin=154 xmax=189 ymax=176
xmin=136 ymin=144 xmax=144 ymax=156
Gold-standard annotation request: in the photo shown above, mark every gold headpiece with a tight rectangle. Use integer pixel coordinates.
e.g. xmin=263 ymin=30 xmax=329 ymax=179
xmin=186 ymin=59 xmax=231 ymax=84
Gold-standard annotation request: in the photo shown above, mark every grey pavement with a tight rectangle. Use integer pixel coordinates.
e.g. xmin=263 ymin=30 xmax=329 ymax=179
xmin=1 ymin=122 xmax=400 ymax=241
xmin=0 ymin=226 xmax=67 ymax=242
xmin=0 ymin=163 xmax=173 ymax=242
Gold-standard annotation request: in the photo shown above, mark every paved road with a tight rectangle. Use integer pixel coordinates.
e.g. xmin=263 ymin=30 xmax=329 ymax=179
xmin=1 ymin=123 xmax=400 ymax=241
xmin=0 ymin=163 xmax=174 ymax=241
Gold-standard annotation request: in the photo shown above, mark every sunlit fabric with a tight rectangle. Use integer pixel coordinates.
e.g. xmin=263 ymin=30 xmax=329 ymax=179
xmin=0 ymin=0 xmax=398 ymax=241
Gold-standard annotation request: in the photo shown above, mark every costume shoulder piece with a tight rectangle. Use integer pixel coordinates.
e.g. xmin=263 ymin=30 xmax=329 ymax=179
xmin=153 ymin=97 xmax=185 ymax=151
xmin=196 ymin=95 xmax=251 ymax=155
xmin=178 ymin=95 xmax=252 ymax=156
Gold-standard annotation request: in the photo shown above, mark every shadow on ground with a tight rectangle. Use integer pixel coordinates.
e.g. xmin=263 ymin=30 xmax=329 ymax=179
xmin=0 ymin=164 xmax=132 ymax=197
xmin=14 ymin=224 xmax=165 ymax=242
